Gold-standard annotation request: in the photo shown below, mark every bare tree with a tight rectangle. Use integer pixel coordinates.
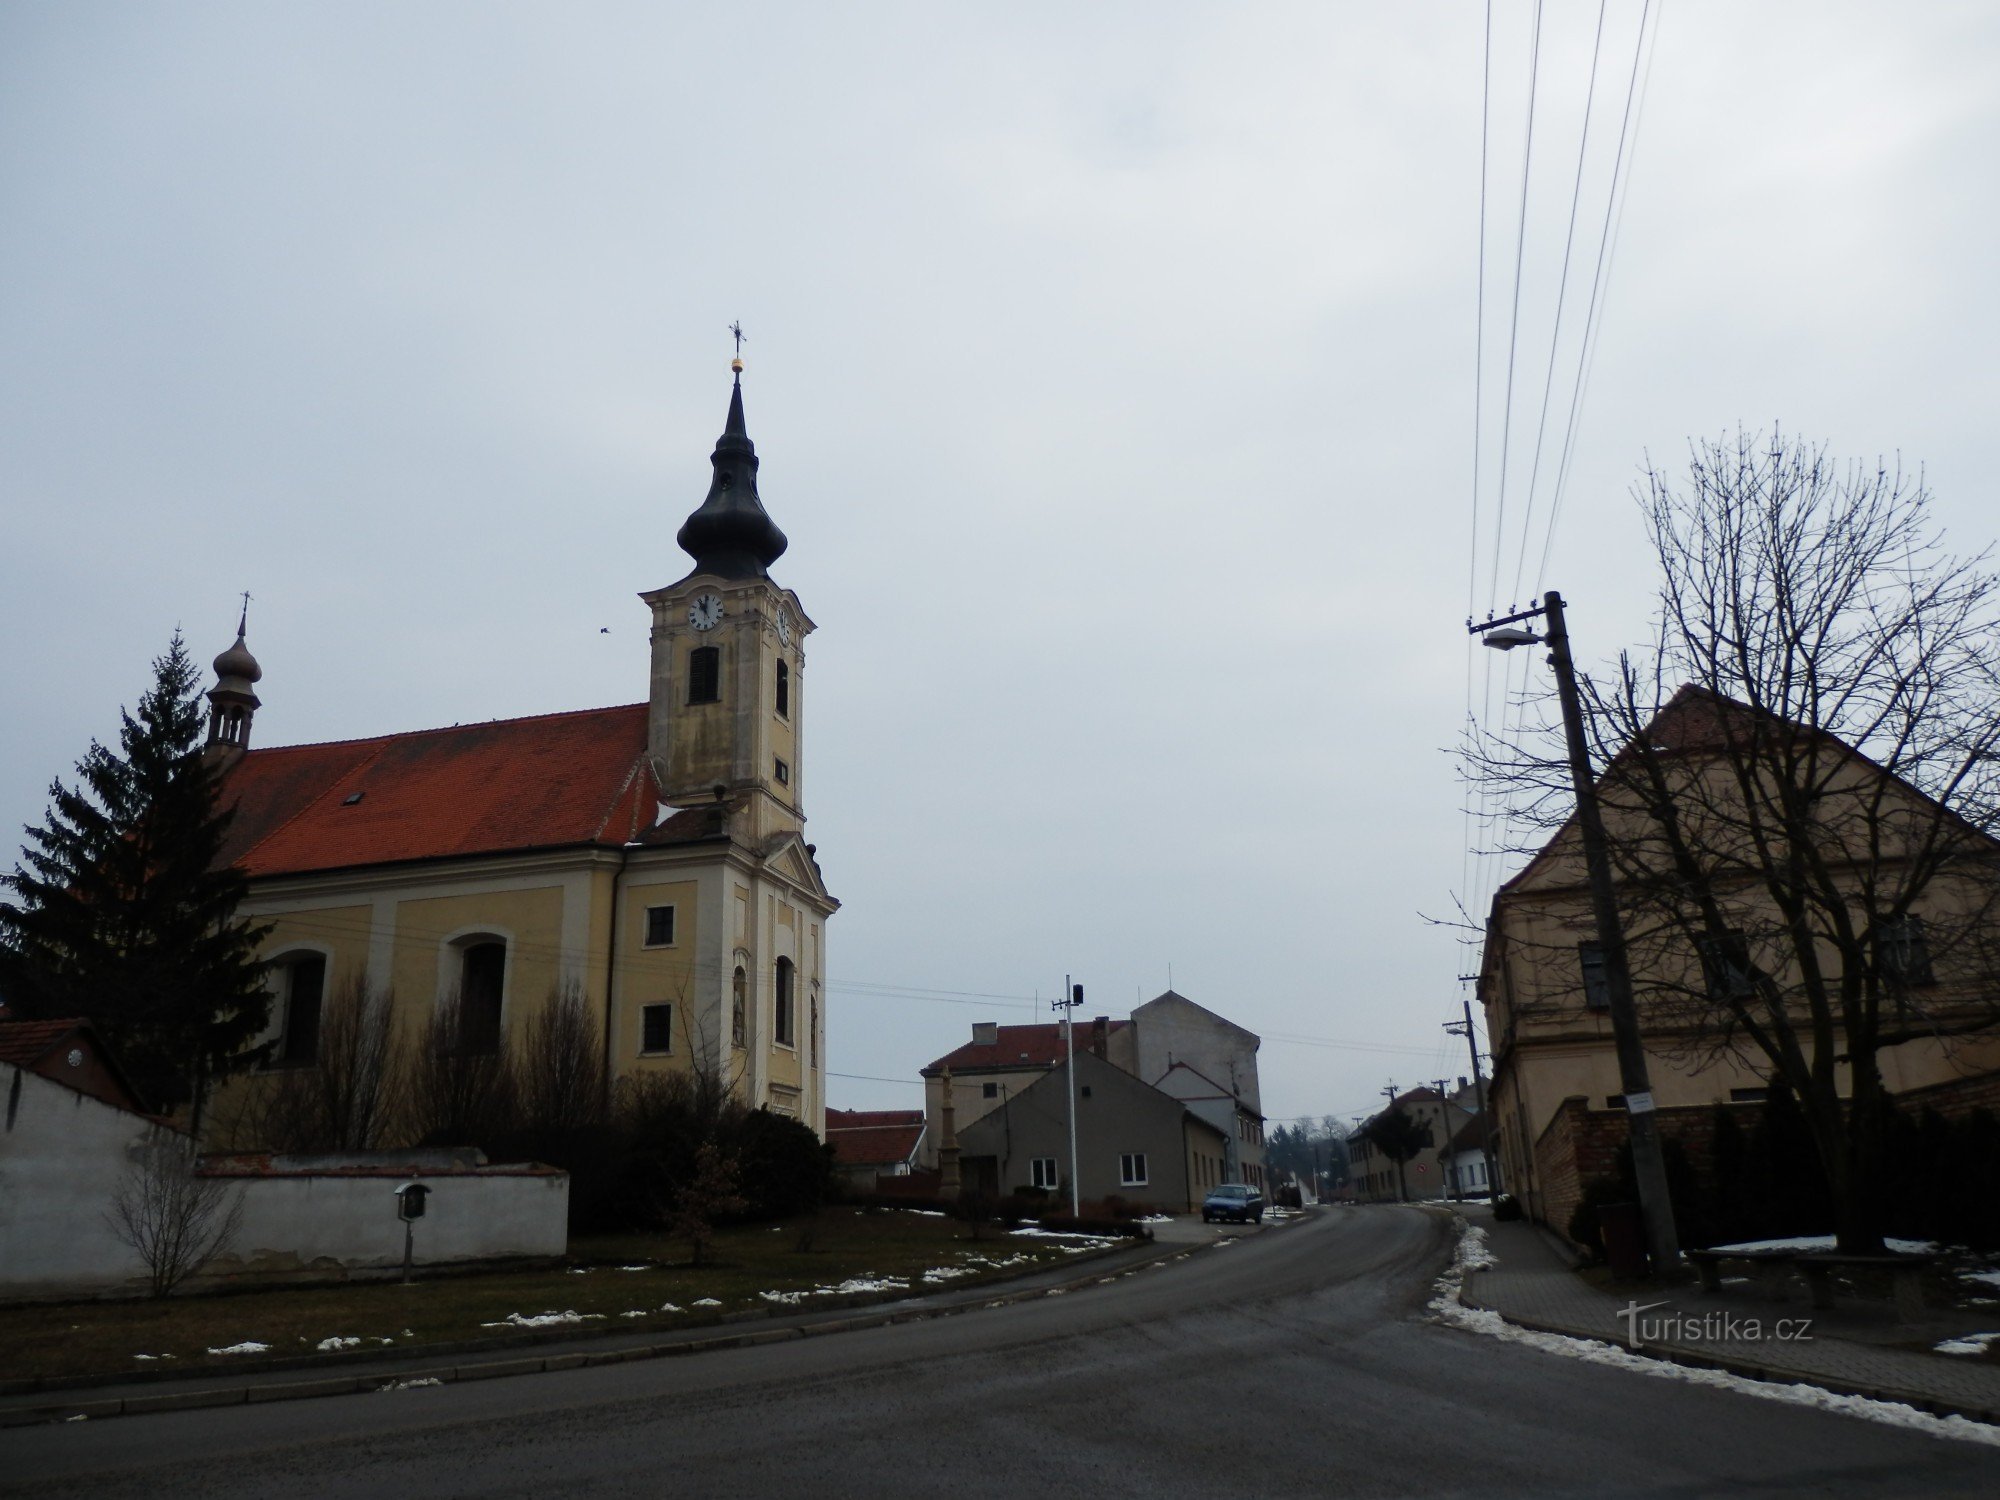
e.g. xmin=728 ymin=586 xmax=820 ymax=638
xmin=1468 ymin=429 xmax=2000 ymax=1252
xmin=517 ymin=981 xmax=605 ymax=1138
xmin=668 ymin=1139 xmax=747 ymax=1267
xmin=249 ymin=976 xmax=402 ymax=1152
xmin=106 ymin=1137 xmax=244 ymax=1297
xmin=403 ymin=988 xmax=517 ymax=1149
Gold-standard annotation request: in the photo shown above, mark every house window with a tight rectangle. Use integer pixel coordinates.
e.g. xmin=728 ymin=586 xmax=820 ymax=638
xmin=458 ymin=940 xmax=506 ymax=1054
xmin=1578 ymin=941 xmax=1611 ymax=1010
xmin=641 ymin=1003 xmax=673 ymax=1055
xmin=278 ymin=954 xmax=326 ymax=1066
xmin=982 ymin=1082 xmax=998 ymax=1099
xmin=732 ymin=965 xmax=747 ymax=1047
xmin=1698 ymin=930 xmax=1755 ymax=999
xmin=642 ymin=905 xmax=676 ymax=947
xmin=1031 ymin=1157 xmax=1059 ymax=1190
xmin=774 ymin=957 xmax=795 ymax=1046
xmin=1877 ymin=915 xmax=1935 ymax=986
xmin=1079 ymin=1085 xmax=1092 ymax=1099
xmin=774 ymin=757 xmax=790 ymax=786
xmin=776 ymin=660 xmax=790 ymax=719
xmin=1119 ymin=1152 xmax=1149 ymax=1187
xmin=1729 ymin=1087 xmax=1768 ymax=1103
xmin=687 ymin=645 xmax=721 ymax=705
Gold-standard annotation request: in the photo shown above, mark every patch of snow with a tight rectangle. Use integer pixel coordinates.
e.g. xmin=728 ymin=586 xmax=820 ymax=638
xmin=1707 ymin=1235 xmax=1939 ymax=1255
xmin=620 ymin=1311 xmax=649 ymax=1319
xmin=1433 ymin=1219 xmax=2000 ymax=1448
xmin=1136 ymin=1214 xmax=1174 ymax=1223
xmin=693 ymin=1297 xmax=722 ymax=1308
xmin=618 ymin=1264 xmax=651 ymax=1272
xmin=659 ymin=1302 xmax=684 ymax=1313
xmin=566 ymin=1267 xmax=591 ymax=1275
xmin=479 ymin=1310 xmax=606 ymax=1329
xmin=1935 ymin=1332 xmax=2000 ymax=1357
xmin=922 ymin=1266 xmax=976 ymax=1283
xmin=905 ymin=1209 xmax=946 ymax=1217
xmin=316 ymin=1336 xmax=363 ymax=1352
xmin=131 ymin=1353 xmax=172 ymax=1361
xmin=1961 ymin=1269 xmax=2000 ymax=1290
xmin=377 ymin=1377 xmax=442 ymax=1392
xmin=206 ymin=1342 xmax=272 ymax=1355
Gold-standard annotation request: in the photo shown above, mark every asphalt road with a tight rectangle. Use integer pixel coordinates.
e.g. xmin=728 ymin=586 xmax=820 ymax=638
xmin=8 ymin=1207 xmax=2000 ymax=1498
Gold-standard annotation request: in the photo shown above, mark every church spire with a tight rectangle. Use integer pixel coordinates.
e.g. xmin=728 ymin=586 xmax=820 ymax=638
xmin=675 ymin=351 xmax=788 ymax=580
xmin=205 ymin=595 xmax=263 ymax=756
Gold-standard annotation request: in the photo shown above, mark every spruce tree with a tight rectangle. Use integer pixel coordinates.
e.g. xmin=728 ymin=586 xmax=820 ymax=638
xmin=0 ymin=633 xmax=271 ymax=1119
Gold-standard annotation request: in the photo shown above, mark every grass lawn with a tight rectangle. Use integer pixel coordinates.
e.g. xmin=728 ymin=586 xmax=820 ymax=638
xmin=0 ymin=1209 xmax=1116 ymax=1387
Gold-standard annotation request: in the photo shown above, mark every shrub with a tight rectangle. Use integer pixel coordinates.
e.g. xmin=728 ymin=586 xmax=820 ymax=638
xmin=1491 ymin=1193 xmax=1523 ymax=1222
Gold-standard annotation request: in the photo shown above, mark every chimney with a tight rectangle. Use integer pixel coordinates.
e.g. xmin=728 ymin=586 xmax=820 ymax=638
xmin=971 ymin=1021 xmax=998 ymax=1046
xmin=1091 ymin=1016 xmax=1108 ymax=1057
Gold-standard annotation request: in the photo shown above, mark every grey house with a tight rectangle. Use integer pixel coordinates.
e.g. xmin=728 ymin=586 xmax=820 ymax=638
xmin=955 ymin=1049 xmax=1230 ymax=1212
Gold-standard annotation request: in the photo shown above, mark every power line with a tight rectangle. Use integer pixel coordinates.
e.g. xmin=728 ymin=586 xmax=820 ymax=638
xmin=1486 ymin=0 xmax=1546 ymax=613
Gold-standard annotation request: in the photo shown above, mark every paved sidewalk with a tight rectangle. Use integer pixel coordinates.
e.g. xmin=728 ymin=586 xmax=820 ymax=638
xmin=1454 ymin=1205 xmax=2000 ymax=1424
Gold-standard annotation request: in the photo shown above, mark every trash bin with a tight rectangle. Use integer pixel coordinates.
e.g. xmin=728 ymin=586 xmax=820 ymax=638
xmin=1598 ymin=1201 xmax=1648 ymax=1280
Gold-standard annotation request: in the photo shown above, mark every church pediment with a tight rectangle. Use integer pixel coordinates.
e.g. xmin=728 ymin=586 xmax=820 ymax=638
xmin=759 ymin=831 xmax=837 ymax=906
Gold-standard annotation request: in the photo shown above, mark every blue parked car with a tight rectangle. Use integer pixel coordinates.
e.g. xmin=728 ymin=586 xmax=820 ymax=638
xmin=1201 ymin=1183 xmax=1264 ymax=1224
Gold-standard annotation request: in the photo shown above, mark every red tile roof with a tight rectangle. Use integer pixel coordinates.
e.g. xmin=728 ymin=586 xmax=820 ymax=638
xmin=922 ymin=1020 xmax=1129 ymax=1075
xmin=217 ymin=705 xmax=725 ymax=877
xmin=0 ymin=1018 xmax=81 ymax=1068
xmin=824 ymin=1108 xmax=925 ymax=1167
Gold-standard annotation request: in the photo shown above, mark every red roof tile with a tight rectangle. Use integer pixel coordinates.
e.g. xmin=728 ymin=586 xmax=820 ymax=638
xmin=0 ymin=1018 xmax=81 ymax=1068
xmin=923 ymin=1020 xmax=1129 ymax=1075
xmin=825 ymin=1108 xmax=925 ymax=1167
xmin=216 ymin=705 xmax=722 ymax=877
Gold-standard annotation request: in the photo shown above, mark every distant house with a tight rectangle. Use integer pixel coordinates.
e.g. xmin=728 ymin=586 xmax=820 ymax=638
xmin=1348 ymin=1085 xmax=1484 ymax=1203
xmin=955 ymin=1050 xmax=1230 ymax=1213
xmin=918 ymin=989 xmax=1265 ymax=1189
xmin=825 ymin=1107 xmax=925 ymax=1190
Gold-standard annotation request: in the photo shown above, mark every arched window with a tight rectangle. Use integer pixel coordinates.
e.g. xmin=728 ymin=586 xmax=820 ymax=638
xmin=732 ymin=965 xmax=747 ymax=1047
xmin=809 ymin=983 xmax=819 ymax=1068
xmin=687 ymin=646 xmax=721 ymax=705
xmin=773 ymin=957 xmax=795 ymax=1047
xmin=457 ymin=940 xmax=506 ymax=1054
xmin=775 ymin=660 xmax=790 ymax=719
xmin=277 ymin=953 xmax=326 ymax=1066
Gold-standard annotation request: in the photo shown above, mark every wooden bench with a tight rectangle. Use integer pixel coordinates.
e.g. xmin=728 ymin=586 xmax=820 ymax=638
xmin=1686 ymin=1247 xmax=1936 ymax=1321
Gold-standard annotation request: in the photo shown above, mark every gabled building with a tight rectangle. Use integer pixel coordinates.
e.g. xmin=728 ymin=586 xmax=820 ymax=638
xmin=209 ymin=364 xmax=837 ymax=1140
xmin=955 ymin=1049 xmax=1230 ymax=1212
xmin=917 ymin=989 xmax=1265 ymax=1188
xmin=1478 ymin=686 xmax=2000 ymax=1236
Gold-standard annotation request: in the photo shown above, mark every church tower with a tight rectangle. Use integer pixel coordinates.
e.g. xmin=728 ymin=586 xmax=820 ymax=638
xmin=642 ymin=359 xmax=814 ymax=844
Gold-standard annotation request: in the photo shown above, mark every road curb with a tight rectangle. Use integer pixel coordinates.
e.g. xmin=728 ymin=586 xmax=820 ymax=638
xmin=0 ymin=1234 xmax=1191 ymax=1428
xmin=1456 ymin=1288 xmax=2000 ymax=1430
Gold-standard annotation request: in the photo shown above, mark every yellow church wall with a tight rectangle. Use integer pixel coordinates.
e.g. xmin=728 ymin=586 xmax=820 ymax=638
xmin=613 ymin=875 xmax=704 ymax=1076
xmin=256 ymin=904 xmax=373 ymax=993
xmin=387 ymin=885 xmax=570 ymax=1045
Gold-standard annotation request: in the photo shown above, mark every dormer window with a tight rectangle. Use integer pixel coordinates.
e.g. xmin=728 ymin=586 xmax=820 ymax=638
xmin=688 ymin=646 xmax=721 ymax=705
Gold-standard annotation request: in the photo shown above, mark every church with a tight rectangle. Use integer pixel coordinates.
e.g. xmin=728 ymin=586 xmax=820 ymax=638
xmin=203 ymin=360 xmax=836 ymax=1135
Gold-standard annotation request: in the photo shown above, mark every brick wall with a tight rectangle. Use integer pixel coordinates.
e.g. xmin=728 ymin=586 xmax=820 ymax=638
xmin=1531 ymin=1096 xmax=1738 ymax=1243
xmin=1894 ymin=1069 xmax=2000 ymax=1123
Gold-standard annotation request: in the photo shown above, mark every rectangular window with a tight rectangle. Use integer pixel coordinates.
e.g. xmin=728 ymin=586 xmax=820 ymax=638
xmin=774 ymin=958 xmax=796 ymax=1046
xmin=1729 ymin=1087 xmax=1768 ymax=1104
xmin=1698 ymin=930 xmax=1755 ymax=999
xmin=1030 ymin=1157 xmax=1059 ymax=1190
xmin=982 ymin=1081 xmax=998 ymax=1099
xmin=776 ymin=660 xmax=790 ymax=719
xmin=1877 ymin=915 xmax=1935 ymax=986
xmin=641 ymin=1002 xmax=673 ymax=1055
xmin=643 ymin=905 xmax=675 ymax=947
xmin=774 ymin=757 xmax=790 ymax=785
xmin=687 ymin=645 xmax=721 ymax=705
xmin=1578 ymin=941 xmax=1611 ymax=1010
xmin=1119 ymin=1152 xmax=1149 ymax=1187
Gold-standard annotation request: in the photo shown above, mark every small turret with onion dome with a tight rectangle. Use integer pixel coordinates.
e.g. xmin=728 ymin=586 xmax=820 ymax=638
xmin=206 ymin=597 xmax=262 ymax=755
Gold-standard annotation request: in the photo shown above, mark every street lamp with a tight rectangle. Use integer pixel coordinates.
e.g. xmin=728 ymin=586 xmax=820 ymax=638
xmin=1471 ymin=590 xmax=1681 ymax=1275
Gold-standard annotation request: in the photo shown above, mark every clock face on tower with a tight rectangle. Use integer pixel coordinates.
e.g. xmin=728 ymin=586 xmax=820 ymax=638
xmin=687 ymin=594 xmax=723 ymax=632
xmin=775 ymin=609 xmax=793 ymax=646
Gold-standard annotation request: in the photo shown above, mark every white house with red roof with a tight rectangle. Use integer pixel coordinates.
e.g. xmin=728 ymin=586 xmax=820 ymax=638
xmin=824 ymin=1107 xmax=926 ymax=1189
xmin=206 ymin=364 xmax=837 ymax=1142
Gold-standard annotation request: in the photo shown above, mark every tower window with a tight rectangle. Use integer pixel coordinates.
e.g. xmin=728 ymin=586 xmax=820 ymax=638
xmin=687 ymin=646 xmax=721 ymax=705
xmin=457 ymin=940 xmax=506 ymax=1054
xmin=776 ymin=660 xmax=790 ymax=719
xmin=774 ymin=757 xmax=790 ymax=785
xmin=643 ymin=905 xmax=676 ymax=947
xmin=732 ymin=965 xmax=747 ymax=1047
xmin=640 ymin=1002 xmax=673 ymax=1055
xmin=774 ymin=957 xmax=796 ymax=1047
xmin=278 ymin=954 xmax=326 ymax=1067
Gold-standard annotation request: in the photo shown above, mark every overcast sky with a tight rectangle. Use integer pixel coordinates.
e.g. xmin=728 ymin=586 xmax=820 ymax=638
xmin=5 ymin=3 xmax=1998 ymax=1130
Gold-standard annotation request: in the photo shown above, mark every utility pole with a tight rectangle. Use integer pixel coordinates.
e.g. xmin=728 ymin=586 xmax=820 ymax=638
xmin=1054 ymin=979 xmax=1083 ymax=1217
xmin=1432 ymin=1078 xmax=1457 ymax=1201
xmin=1446 ymin=996 xmax=1500 ymax=1199
xmin=1471 ymin=590 xmax=1681 ymax=1273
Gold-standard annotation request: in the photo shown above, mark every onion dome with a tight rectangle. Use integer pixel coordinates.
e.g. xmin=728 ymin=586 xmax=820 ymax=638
xmin=675 ymin=366 xmax=788 ymax=579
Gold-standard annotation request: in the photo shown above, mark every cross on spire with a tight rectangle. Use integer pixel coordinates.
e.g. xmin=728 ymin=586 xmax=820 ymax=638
xmin=729 ymin=321 xmax=746 ymax=356
xmin=237 ymin=590 xmax=252 ymax=636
